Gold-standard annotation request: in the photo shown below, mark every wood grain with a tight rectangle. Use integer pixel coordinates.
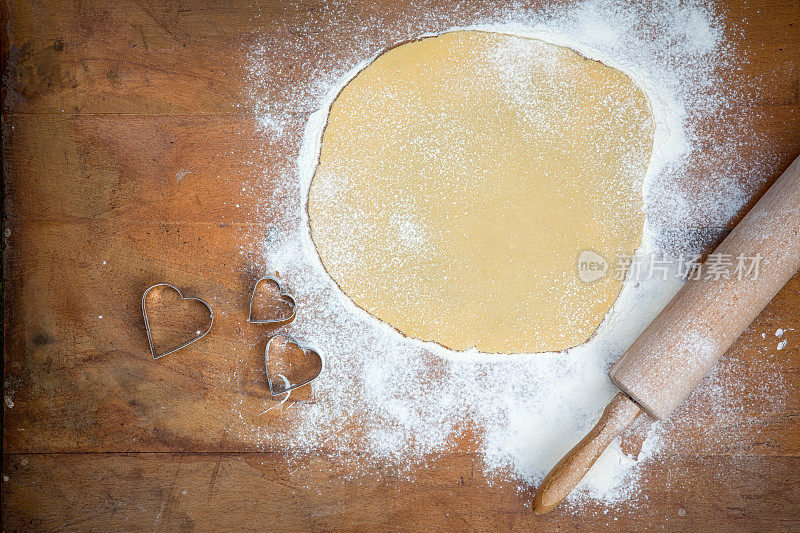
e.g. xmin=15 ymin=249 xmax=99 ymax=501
xmin=3 ymin=452 xmax=800 ymax=532
xmin=2 ymin=0 xmax=800 ymax=530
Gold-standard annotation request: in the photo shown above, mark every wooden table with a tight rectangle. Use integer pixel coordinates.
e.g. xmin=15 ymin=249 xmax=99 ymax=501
xmin=2 ymin=0 xmax=799 ymax=530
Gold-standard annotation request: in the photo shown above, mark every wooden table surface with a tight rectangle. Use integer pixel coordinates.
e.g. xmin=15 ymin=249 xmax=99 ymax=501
xmin=2 ymin=0 xmax=799 ymax=530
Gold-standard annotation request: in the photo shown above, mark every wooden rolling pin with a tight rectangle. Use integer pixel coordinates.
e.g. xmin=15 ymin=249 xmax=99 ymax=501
xmin=533 ymin=154 xmax=800 ymax=514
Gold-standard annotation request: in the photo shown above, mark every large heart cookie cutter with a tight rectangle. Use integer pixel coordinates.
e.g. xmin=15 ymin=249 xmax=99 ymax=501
xmin=264 ymin=334 xmax=323 ymax=396
xmin=142 ymin=283 xmax=214 ymax=359
xmin=248 ymin=276 xmax=296 ymax=325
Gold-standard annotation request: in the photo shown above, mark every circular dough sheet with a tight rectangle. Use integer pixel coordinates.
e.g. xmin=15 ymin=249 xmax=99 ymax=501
xmin=308 ymin=30 xmax=654 ymax=353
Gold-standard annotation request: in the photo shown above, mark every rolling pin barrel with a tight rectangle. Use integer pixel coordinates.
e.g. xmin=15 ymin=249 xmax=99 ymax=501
xmin=610 ymin=155 xmax=800 ymax=419
xmin=534 ymin=154 xmax=800 ymax=515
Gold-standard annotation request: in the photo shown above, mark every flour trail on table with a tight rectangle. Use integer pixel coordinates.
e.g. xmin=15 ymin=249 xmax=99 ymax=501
xmin=237 ymin=0 xmax=787 ymax=510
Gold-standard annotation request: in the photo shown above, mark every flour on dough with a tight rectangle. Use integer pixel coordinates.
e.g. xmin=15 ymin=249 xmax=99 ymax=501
xmin=308 ymin=30 xmax=654 ymax=353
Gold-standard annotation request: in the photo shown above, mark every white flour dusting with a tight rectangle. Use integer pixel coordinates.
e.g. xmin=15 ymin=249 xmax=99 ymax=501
xmin=238 ymin=0 xmax=788 ymax=511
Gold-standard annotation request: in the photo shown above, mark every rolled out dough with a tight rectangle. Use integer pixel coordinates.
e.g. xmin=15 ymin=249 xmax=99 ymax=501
xmin=308 ymin=30 xmax=654 ymax=353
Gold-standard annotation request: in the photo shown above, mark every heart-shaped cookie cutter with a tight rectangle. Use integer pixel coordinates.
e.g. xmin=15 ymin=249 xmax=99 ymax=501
xmin=248 ymin=276 xmax=296 ymax=325
xmin=142 ymin=283 xmax=214 ymax=359
xmin=264 ymin=334 xmax=323 ymax=396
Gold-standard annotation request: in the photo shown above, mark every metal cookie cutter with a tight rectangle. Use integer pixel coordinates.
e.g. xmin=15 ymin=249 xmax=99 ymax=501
xmin=142 ymin=283 xmax=214 ymax=359
xmin=248 ymin=276 xmax=296 ymax=326
xmin=264 ymin=334 xmax=323 ymax=396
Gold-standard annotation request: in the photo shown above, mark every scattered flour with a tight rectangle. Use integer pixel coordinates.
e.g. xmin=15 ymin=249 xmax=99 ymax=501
xmin=237 ymin=0 xmax=788 ymax=511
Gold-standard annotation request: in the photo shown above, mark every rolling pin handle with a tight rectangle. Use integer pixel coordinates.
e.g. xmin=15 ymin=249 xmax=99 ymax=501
xmin=533 ymin=392 xmax=642 ymax=515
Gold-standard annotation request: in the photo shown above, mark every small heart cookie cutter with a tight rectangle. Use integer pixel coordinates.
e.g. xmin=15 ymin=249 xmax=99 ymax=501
xmin=142 ymin=283 xmax=214 ymax=359
xmin=248 ymin=276 xmax=296 ymax=325
xmin=265 ymin=334 xmax=323 ymax=396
